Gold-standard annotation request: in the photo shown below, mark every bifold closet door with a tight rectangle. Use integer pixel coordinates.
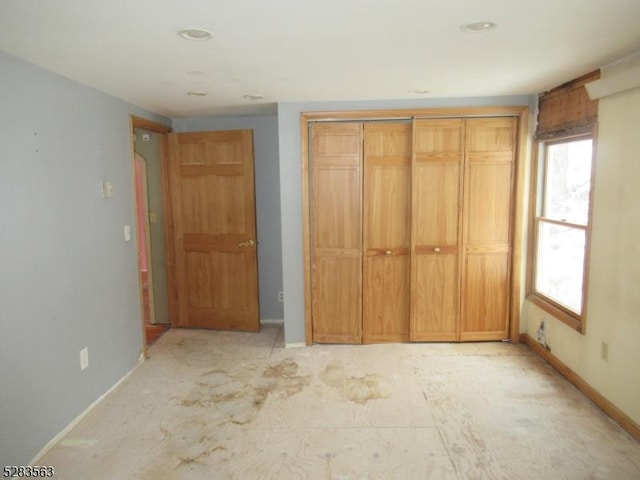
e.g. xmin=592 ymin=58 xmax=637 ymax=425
xmin=362 ymin=123 xmax=411 ymax=343
xmin=410 ymin=119 xmax=464 ymax=341
xmin=461 ymin=118 xmax=516 ymax=340
xmin=311 ymin=123 xmax=363 ymax=343
xmin=308 ymin=117 xmax=516 ymax=344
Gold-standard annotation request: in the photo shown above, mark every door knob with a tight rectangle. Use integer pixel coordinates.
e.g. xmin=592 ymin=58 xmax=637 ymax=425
xmin=385 ymin=250 xmax=392 ymax=256
xmin=434 ymin=247 xmax=441 ymax=252
xmin=238 ymin=240 xmax=256 ymax=247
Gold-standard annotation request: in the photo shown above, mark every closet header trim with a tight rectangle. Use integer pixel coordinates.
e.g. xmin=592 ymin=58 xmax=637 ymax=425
xmin=301 ymin=106 xmax=528 ymax=123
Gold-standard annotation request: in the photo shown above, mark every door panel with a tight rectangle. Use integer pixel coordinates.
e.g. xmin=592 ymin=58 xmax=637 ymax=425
xmin=363 ymin=123 xmax=411 ymax=342
xmin=313 ymin=254 xmax=362 ymax=343
xmin=363 ymin=255 xmax=410 ymax=342
xmin=410 ymin=119 xmax=463 ymax=341
xmin=461 ymin=252 xmax=509 ymax=340
xmin=312 ymin=123 xmax=363 ymax=343
xmin=180 ymin=175 xmax=246 ymax=233
xmin=168 ymin=130 xmax=259 ymax=331
xmin=411 ymin=253 xmax=458 ymax=340
xmin=413 ymin=162 xmax=460 ymax=245
xmin=461 ymin=118 xmax=516 ymax=340
xmin=365 ymin=167 xmax=410 ymax=248
xmin=466 ymin=163 xmax=513 ymax=244
xmin=314 ymin=168 xmax=361 ymax=249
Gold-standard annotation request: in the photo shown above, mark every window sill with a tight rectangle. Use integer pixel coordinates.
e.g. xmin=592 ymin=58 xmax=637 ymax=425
xmin=527 ymin=293 xmax=584 ymax=334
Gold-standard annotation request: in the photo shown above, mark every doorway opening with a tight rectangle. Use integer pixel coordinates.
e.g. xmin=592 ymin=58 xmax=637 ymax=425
xmin=129 ymin=117 xmax=175 ymax=355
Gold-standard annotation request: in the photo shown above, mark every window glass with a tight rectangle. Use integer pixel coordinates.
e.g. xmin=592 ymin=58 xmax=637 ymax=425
xmin=535 ymin=221 xmax=585 ymax=313
xmin=543 ymin=139 xmax=592 ymax=225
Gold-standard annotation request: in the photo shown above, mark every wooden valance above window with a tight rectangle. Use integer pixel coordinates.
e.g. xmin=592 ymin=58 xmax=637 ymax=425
xmin=536 ymin=70 xmax=601 ymax=140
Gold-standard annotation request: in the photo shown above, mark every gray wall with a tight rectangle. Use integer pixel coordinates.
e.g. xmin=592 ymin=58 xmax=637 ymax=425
xmin=277 ymin=96 xmax=534 ymax=344
xmin=0 ymin=51 xmax=169 ymax=465
xmin=172 ymin=115 xmax=284 ymax=321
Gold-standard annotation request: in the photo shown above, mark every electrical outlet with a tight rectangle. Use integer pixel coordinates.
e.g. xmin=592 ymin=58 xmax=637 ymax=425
xmin=278 ymin=291 xmax=284 ymax=303
xmin=80 ymin=347 xmax=89 ymax=371
xmin=601 ymin=342 xmax=609 ymax=361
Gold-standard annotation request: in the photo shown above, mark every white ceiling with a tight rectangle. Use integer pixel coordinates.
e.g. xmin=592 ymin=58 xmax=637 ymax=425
xmin=1 ymin=0 xmax=639 ymax=118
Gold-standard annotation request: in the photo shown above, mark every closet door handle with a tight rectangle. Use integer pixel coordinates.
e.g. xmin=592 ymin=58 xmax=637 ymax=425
xmin=434 ymin=247 xmax=441 ymax=253
xmin=238 ymin=240 xmax=256 ymax=247
xmin=385 ymin=250 xmax=392 ymax=256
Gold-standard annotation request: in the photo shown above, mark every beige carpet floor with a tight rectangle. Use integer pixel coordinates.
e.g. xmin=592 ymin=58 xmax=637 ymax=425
xmin=39 ymin=324 xmax=640 ymax=479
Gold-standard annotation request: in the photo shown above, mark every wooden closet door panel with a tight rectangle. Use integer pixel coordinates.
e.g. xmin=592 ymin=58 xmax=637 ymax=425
xmin=411 ymin=254 xmax=458 ymax=340
xmin=365 ymin=167 xmax=410 ymax=248
xmin=461 ymin=252 xmax=509 ymax=340
xmin=466 ymin=163 xmax=513 ymax=244
xmin=314 ymin=167 xmax=361 ymax=249
xmin=313 ymin=254 xmax=362 ymax=343
xmin=410 ymin=119 xmax=463 ymax=341
xmin=461 ymin=118 xmax=516 ymax=340
xmin=311 ymin=123 xmax=363 ymax=344
xmin=413 ymin=162 xmax=460 ymax=245
xmin=363 ymin=255 xmax=410 ymax=342
xmin=363 ymin=123 xmax=411 ymax=343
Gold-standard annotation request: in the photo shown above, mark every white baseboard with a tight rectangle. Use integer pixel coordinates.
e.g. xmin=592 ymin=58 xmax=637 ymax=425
xmin=29 ymin=358 xmax=143 ymax=465
xmin=285 ymin=342 xmax=307 ymax=349
xmin=260 ymin=318 xmax=284 ymax=325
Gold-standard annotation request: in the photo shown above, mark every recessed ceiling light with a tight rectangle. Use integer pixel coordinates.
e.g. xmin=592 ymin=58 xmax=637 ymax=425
xmin=186 ymin=91 xmax=208 ymax=97
xmin=243 ymin=94 xmax=264 ymax=100
xmin=461 ymin=21 xmax=497 ymax=33
xmin=178 ymin=28 xmax=213 ymax=41
xmin=409 ymin=89 xmax=430 ymax=94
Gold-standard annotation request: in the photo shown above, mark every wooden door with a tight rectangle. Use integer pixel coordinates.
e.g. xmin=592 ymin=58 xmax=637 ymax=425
xmin=168 ymin=130 xmax=259 ymax=331
xmin=311 ymin=123 xmax=363 ymax=343
xmin=461 ymin=118 xmax=516 ymax=340
xmin=362 ymin=123 xmax=411 ymax=343
xmin=410 ymin=119 xmax=464 ymax=341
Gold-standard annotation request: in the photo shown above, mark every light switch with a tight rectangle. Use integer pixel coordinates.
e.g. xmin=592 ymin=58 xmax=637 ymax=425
xmin=124 ymin=225 xmax=131 ymax=242
xmin=102 ymin=181 xmax=114 ymax=198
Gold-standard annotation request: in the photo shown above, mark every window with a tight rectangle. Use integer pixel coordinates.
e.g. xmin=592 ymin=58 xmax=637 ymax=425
xmin=530 ymin=135 xmax=595 ymax=330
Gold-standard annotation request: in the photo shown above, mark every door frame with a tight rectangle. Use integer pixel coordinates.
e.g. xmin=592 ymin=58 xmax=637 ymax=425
xmin=300 ymin=106 xmax=530 ymax=345
xmin=129 ymin=116 xmax=175 ymax=357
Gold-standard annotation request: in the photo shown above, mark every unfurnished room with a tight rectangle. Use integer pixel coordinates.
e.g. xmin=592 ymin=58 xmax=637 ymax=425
xmin=1 ymin=1 xmax=640 ymax=479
